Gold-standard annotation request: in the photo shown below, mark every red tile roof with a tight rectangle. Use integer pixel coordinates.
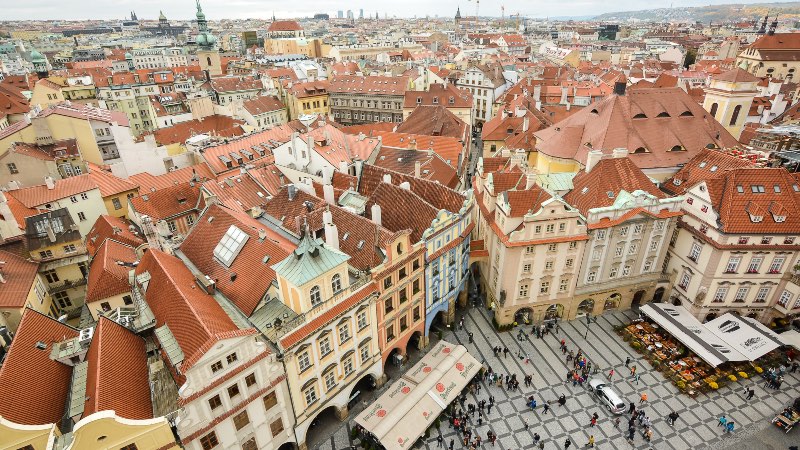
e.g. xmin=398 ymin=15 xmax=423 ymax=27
xmin=268 ymin=20 xmax=302 ymax=31
xmin=280 ymin=282 xmax=377 ymax=349
xmin=85 ymin=215 xmax=145 ymax=257
xmin=242 ymin=95 xmax=285 ymax=116
xmin=286 ymin=80 xmax=329 ymax=99
xmin=85 ymin=239 xmax=137 ymax=304
xmin=179 ymin=204 xmax=294 ymax=316
xmin=534 ymin=88 xmax=739 ymax=171
xmin=83 ymin=317 xmax=153 ymax=419
xmin=396 ymin=105 xmax=469 ymax=143
xmin=402 ymin=83 xmax=472 ymax=109
xmin=1 ymin=192 xmax=38 ymax=230
xmin=663 ymin=148 xmax=753 ymax=195
xmin=0 ymin=249 xmax=40 ymax=308
xmin=210 ymin=76 xmax=263 ymax=93
xmin=0 ymin=309 xmax=79 ymax=425
xmin=129 ymin=182 xmax=203 ymax=221
xmin=135 ymin=249 xmax=247 ymax=371
xmin=705 ymin=167 xmax=800 ymax=234
xmin=0 ymin=83 xmax=30 ymax=116
xmin=4 ymin=139 xmax=80 ymax=161
xmin=8 ymin=174 xmax=97 ymax=208
xmin=201 ymin=173 xmax=270 ymax=214
xmin=564 ymin=157 xmax=666 ymax=216
xmin=198 ymin=125 xmax=294 ymax=175
xmin=365 ymin=182 xmax=439 ymax=243
xmin=148 ymin=115 xmax=246 ymax=147
xmin=370 ymin=145 xmax=458 ymax=188
xmin=130 ymin=164 xmax=215 ymax=193
xmin=748 ymin=33 xmax=800 ymax=50
xmin=39 ymin=102 xmax=128 ymax=126
xmin=713 ymin=68 xmax=760 ymax=83
xmin=87 ymin=163 xmax=139 ymax=197
xmin=358 ymin=164 xmax=466 ymax=214
xmin=328 ymin=75 xmax=409 ymax=96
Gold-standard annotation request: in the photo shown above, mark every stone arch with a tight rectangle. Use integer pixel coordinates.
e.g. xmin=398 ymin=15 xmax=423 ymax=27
xmin=653 ymin=287 xmax=666 ymax=303
xmin=576 ymin=299 xmax=594 ymax=316
xmin=704 ymin=312 xmax=718 ymax=322
xmin=671 ymin=296 xmax=682 ymax=306
xmin=631 ymin=290 xmax=646 ymax=308
xmin=514 ymin=307 xmax=533 ymax=325
xmin=544 ymin=304 xmax=564 ymax=321
xmin=604 ymin=293 xmax=621 ymax=311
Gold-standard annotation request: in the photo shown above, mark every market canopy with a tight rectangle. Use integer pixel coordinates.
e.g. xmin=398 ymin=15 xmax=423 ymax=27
xmin=779 ymin=330 xmax=800 ymax=351
xmin=640 ymin=304 xmax=784 ymax=367
xmin=355 ymin=341 xmax=481 ymax=450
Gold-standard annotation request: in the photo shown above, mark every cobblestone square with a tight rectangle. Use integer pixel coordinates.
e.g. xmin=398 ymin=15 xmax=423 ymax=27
xmin=313 ymin=307 xmax=800 ymax=450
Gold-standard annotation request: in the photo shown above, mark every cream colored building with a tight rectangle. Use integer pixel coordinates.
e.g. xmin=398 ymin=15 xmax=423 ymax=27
xmin=703 ymin=68 xmax=759 ymax=140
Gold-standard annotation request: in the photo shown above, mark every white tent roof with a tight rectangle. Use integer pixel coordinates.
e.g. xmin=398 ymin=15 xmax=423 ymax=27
xmin=704 ymin=314 xmax=784 ymax=361
xmin=778 ymin=329 xmax=800 ymax=351
xmin=355 ymin=341 xmax=481 ymax=450
xmin=639 ymin=303 xmax=741 ymax=367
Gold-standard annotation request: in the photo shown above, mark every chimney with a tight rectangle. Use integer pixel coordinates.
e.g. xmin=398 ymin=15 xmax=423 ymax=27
xmin=44 ymin=176 xmax=55 ymax=190
xmin=585 ymin=150 xmax=603 ymax=173
xmin=371 ymin=203 xmax=382 ymax=226
xmin=338 ymin=160 xmax=348 ymax=174
xmin=399 ymin=181 xmax=411 ymax=190
xmin=287 ymin=184 xmax=297 ymax=201
xmin=324 ymin=220 xmax=339 ymax=250
xmin=533 ymin=84 xmax=541 ymax=101
xmin=560 ymin=86 xmax=568 ymax=105
xmin=323 ymin=183 xmax=335 ymax=205
xmin=523 ymin=116 xmax=530 ymax=132
xmin=382 ymin=173 xmax=392 ymax=184
xmin=414 ymin=160 xmax=421 ymax=177
xmin=258 ymin=228 xmax=268 ymax=241
xmin=614 ymin=81 xmax=626 ymax=96
xmin=612 ymin=148 xmax=628 ymax=158
xmin=306 ymin=135 xmax=314 ymax=158
xmin=525 ymin=171 xmax=536 ymax=190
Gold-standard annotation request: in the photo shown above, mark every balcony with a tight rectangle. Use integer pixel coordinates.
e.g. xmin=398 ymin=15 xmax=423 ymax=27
xmin=48 ymin=278 xmax=87 ymax=294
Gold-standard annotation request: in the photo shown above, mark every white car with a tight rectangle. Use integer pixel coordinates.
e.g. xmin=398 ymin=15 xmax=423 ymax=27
xmin=588 ymin=378 xmax=626 ymax=414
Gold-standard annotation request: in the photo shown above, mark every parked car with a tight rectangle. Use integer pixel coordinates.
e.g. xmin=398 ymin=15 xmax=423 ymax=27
xmin=588 ymin=378 xmax=626 ymax=414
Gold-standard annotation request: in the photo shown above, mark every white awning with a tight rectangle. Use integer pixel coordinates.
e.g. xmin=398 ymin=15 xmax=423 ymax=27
xmin=639 ymin=303 xmax=743 ymax=367
xmin=704 ymin=314 xmax=784 ymax=360
xmin=355 ymin=341 xmax=481 ymax=450
xmin=778 ymin=329 xmax=800 ymax=351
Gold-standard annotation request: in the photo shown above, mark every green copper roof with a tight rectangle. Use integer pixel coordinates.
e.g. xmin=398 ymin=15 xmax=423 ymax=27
xmin=272 ymin=230 xmax=349 ymax=287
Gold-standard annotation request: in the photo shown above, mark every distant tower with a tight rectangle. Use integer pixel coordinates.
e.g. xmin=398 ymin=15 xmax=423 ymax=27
xmin=758 ymin=15 xmax=768 ymax=34
xmin=455 ymin=6 xmax=461 ymax=24
xmin=30 ymin=49 xmax=49 ymax=78
xmin=124 ymin=51 xmax=135 ymax=71
xmin=359 ymin=9 xmax=364 ymax=19
xmin=703 ymin=68 xmax=760 ymax=140
xmin=194 ymin=0 xmax=221 ymax=78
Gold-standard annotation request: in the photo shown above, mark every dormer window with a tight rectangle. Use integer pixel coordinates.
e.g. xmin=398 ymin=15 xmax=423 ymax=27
xmin=416 ymin=97 xmax=422 ymax=104
xmin=751 ymin=185 xmax=765 ymax=193
xmin=750 ymin=214 xmax=764 ymax=223
xmin=657 ymin=112 xmax=671 ymax=118
xmin=679 ymin=111 xmax=693 ymax=117
xmin=736 ymin=185 xmax=744 ymax=193
xmin=710 ymin=166 xmax=718 ymax=172
xmin=673 ymin=179 xmax=682 ymax=186
xmin=633 ymin=147 xmax=647 ymax=154
xmin=774 ymin=185 xmax=781 ymax=193
xmin=633 ymin=113 xmax=647 ymax=119
xmin=699 ymin=162 xmax=707 ymax=168
xmin=670 ymin=145 xmax=684 ymax=152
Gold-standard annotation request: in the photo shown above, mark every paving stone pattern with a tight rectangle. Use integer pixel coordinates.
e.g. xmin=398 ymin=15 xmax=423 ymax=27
xmin=312 ymin=307 xmax=800 ymax=450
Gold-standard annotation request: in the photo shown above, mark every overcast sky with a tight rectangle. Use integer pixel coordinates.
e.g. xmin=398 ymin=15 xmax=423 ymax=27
xmin=2 ymin=0 xmax=796 ymax=21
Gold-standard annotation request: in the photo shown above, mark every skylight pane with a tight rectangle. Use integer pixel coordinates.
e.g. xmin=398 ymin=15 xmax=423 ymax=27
xmin=213 ymin=225 xmax=249 ymax=267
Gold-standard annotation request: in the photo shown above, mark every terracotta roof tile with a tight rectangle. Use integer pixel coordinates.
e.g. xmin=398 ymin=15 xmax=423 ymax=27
xmin=84 ymin=317 xmax=153 ymax=419
xmin=209 ymin=76 xmax=263 ymax=93
xmin=268 ymin=20 xmax=302 ymax=31
xmin=85 ymin=240 xmax=137 ymax=304
xmin=564 ymin=157 xmax=665 ymax=216
xmin=87 ymin=164 xmax=139 ymax=197
xmin=179 ymin=204 xmax=294 ymax=316
xmin=2 ymin=192 xmax=38 ymax=230
xmin=198 ymin=125 xmax=294 ymax=175
xmin=85 ymin=215 xmax=145 ymax=257
xmin=403 ymin=83 xmax=472 ymax=108
xmin=663 ymin=148 xmax=753 ymax=195
xmin=358 ymin=164 xmax=465 ymax=214
xmin=365 ymin=182 xmax=438 ymax=243
xmin=396 ymin=105 xmax=469 ymax=143
xmin=713 ymin=68 xmax=760 ymax=83
xmin=0 ymin=309 xmax=79 ymax=425
xmin=129 ymin=182 xmax=204 ymax=221
xmin=8 ymin=174 xmax=98 ymax=208
xmin=0 ymin=250 xmax=39 ymax=308
xmin=148 ymin=115 xmax=245 ymax=147
xmin=130 ymin=164 xmax=215 ymax=193
xmin=242 ymin=96 xmax=285 ymax=116
xmin=371 ymin=146 xmax=458 ymax=188
xmin=202 ymin=173 xmax=270 ymax=214
xmin=328 ymin=75 xmax=409 ymax=96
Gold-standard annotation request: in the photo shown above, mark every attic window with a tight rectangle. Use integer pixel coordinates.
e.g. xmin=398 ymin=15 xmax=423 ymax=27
xmin=670 ymin=145 xmax=684 ymax=152
xmin=774 ymin=185 xmax=782 ymax=193
xmin=794 ymin=184 xmax=800 ymax=192
xmin=699 ymin=162 xmax=707 ymax=168
xmin=214 ymin=225 xmax=249 ymax=267
xmin=679 ymin=111 xmax=693 ymax=117
xmin=633 ymin=113 xmax=647 ymax=119
xmin=736 ymin=185 xmax=744 ymax=193
xmin=774 ymin=215 xmax=786 ymax=223
xmin=710 ymin=165 xmax=718 ymax=172
xmin=590 ymin=108 xmax=599 ymax=114
xmin=432 ymin=97 xmax=439 ymax=104
xmin=449 ymin=97 xmax=455 ymax=105
xmin=706 ymin=143 xmax=718 ymax=149
xmin=751 ymin=185 xmax=765 ymax=193
xmin=607 ymin=191 xmax=614 ymax=198
xmin=35 ymin=341 xmax=47 ymax=350
xmin=581 ymin=187 xmax=589 ymax=194
xmin=357 ymin=240 xmax=365 ymax=249
xmin=632 ymin=147 xmax=647 ymax=154
xmin=416 ymin=97 xmax=421 ymax=104
xmin=657 ymin=112 xmax=671 ymax=118
xmin=507 ymin=128 xmax=514 ymax=134
xmin=673 ymin=179 xmax=682 ymax=186
xmin=342 ymin=232 xmax=349 ymax=241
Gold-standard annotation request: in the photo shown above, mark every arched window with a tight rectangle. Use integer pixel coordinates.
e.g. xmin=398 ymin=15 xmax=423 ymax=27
xmin=331 ymin=274 xmax=342 ymax=293
xmin=206 ymin=56 xmax=212 ymax=66
xmin=729 ymin=105 xmax=742 ymax=126
xmin=709 ymin=102 xmax=718 ymax=118
xmin=310 ymin=285 xmax=322 ymax=307
xmin=396 ymin=242 xmax=404 ymax=255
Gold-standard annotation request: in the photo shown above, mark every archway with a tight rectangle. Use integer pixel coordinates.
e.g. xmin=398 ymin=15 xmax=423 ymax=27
xmin=631 ymin=290 xmax=646 ymax=309
xmin=604 ymin=293 xmax=621 ymax=311
xmin=515 ymin=307 xmax=533 ymax=325
xmin=278 ymin=443 xmax=298 ymax=450
xmin=671 ymin=297 xmax=682 ymax=306
xmin=305 ymin=406 xmax=340 ymax=449
xmin=385 ymin=347 xmax=403 ymax=373
xmin=428 ymin=310 xmax=447 ymax=334
xmin=746 ymin=313 xmax=758 ymax=319
xmin=406 ymin=331 xmax=423 ymax=359
xmin=653 ymin=287 xmax=665 ymax=303
xmin=730 ymin=310 xmax=741 ymax=316
xmin=704 ymin=313 xmax=717 ymax=322
xmin=544 ymin=304 xmax=564 ymax=322
xmin=576 ymin=299 xmax=594 ymax=316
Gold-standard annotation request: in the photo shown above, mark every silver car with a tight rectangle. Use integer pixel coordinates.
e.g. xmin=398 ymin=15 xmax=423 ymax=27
xmin=588 ymin=378 xmax=626 ymax=414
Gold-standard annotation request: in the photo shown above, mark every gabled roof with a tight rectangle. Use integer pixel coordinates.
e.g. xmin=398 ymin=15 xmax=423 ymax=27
xmin=358 ymin=164 xmax=465 ymax=214
xmin=8 ymin=174 xmax=98 ymax=208
xmin=365 ymin=181 xmax=439 ymax=243
xmin=370 ymin=145 xmax=458 ymax=188
xmin=747 ymin=33 xmax=800 ymax=50
xmin=396 ymin=105 xmax=469 ymax=142
xmin=402 ymin=83 xmax=472 ymax=109
xmin=209 ymin=76 xmax=263 ymax=93
xmin=242 ymin=95 xmax=285 ymax=116
xmin=199 ymin=125 xmax=294 ymax=175
xmin=328 ymin=75 xmax=409 ymax=96
xmin=0 ymin=249 xmax=40 ymax=308
xmin=129 ymin=181 xmax=203 ymax=221
xmin=135 ymin=249 xmax=249 ymax=372
xmin=272 ymin=230 xmax=350 ymax=287
xmin=39 ymin=102 xmax=128 ymax=126
xmin=86 ymin=164 xmax=139 ymax=197
xmin=83 ymin=317 xmax=152 ymax=419
xmin=713 ymin=68 xmax=760 ymax=83
xmin=534 ymin=88 xmax=739 ymax=170
xmin=201 ymin=172 xmax=270 ymax=214
xmin=702 ymin=167 xmax=800 ymax=234
xmin=180 ymin=204 xmax=294 ymax=316
xmin=148 ymin=115 xmax=245 ymax=147
xmin=85 ymin=240 xmax=137 ymax=304
xmin=85 ymin=215 xmax=144 ymax=257
xmin=130 ymin=164 xmax=215 ymax=193
xmin=564 ymin=157 xmax=665 ymax=217
xmin=268 ymin=20 xmax=302 ymax=32
xmin=663 ymin=148 xmax=753 ymax=195
xmin=0 ymin=309 xmax=79 ymax=425
xmin=501 ymin=187 xmax=552 ymax=218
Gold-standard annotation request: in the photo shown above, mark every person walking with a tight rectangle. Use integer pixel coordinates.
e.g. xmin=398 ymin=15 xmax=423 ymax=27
xmin=625 ymin=356 xmax=631 ymax=367
xmin=437 ymin=434 xmax=444 ymax=447
xmin=587 ymin=435 xmax=595 ymax=448
xmin=538 ymin=441 xmax=545 ymax=450
xmin=746 ymin=388 xmax=755 ymax=401
xmin=718 ymin=415 xmax=727 ymax=427
xmin=639 ymin=392 xmax=648 ymax=404
xmin=468 ymin=332 xmax=474 ymax=344
xmin=630 ymin=365 xmax=637 ymax=377
xmin=449 ymin=439 xmax=454 ymax=450
xmin=607 ymin=368 xmax=615 ymax=380
xmin=628 ymin=402 xmax=636 ymax=415
xmin=726 ymin=421 xmax=735 ymax=433
xmin=533 ymin=433 xmax=541 ymax=443
xmin=590 ymin=416 xmax=597 ymax=427
xmin=543 ymin=403 xmax=550 ymax=414
xmin=564 ymin=437 xmax=572 ymax=449
xmin=634 ymin=373 xmax=640 ymax=385
xmin=614 ymin=417 xmax=621 ymax=428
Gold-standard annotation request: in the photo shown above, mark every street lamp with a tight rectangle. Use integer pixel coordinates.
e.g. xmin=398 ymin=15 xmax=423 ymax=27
xmin=584 ymin=313 xmax=592 ymax=339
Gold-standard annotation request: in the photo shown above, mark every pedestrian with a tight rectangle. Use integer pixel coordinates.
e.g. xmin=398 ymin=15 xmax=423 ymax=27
xmin=634 ymin=373 xmax=640 ymax=384
xmin=607 ymin=369 xmax=615 ymax=379
xmin=437 ymin=434 xmax=444 ymax=447
xmin=718 ymin=415 xmax=727 ymax=427
xmin=459 ymin=318 xmax=464 ymax=330
xmin=487 ymin=404 xmax=492 ymax=415
xmin=564 ymin=437 xmax=571 ymax=449
xmin=449 ymin=439 xmax=454 ymax=450
xmin=639 ymin=392 xmax=648 ymax=404
xmin=589 ymin=416 xmax=597 ymax=427
xmin=539 ymin=441 xmax=545 ymax=450
xmin=644 ymin=427 xmax=653 ymax=442
xmin=523 ymin=417 xmax=529 ymax=430
xmin=469 ymin=332 xmax=474 ymax=343
xmin=533 ymin=433 xmax=541 ymax=443
xmin=558 ymin=394 xmax=566 ymax=407
xmin=627 ymin=427 xmax=635 ymax=441
xmin=503 ymin=347 xmax=509 ymax=358
xmin=625 ymin=356 xmax=631 ymax=367
xmin=726 ymin=421 xmax=735 ymax=433
xmin=791 ymin=362 xmax=799 ymax=373
xmin=628 ymin=402 xmax=636 ymax=415
xmin=746 ymin=388 xmax=755 ymax=401
xmin=543 ymin=403 xmax=550 ymax=414
xmin=587 ymin=435 xmax=595 ymax=448
xmin=614 ymin=417 xmax=621 ymax=428
xmin=630 ymin=365 xmax=636 ymax=377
